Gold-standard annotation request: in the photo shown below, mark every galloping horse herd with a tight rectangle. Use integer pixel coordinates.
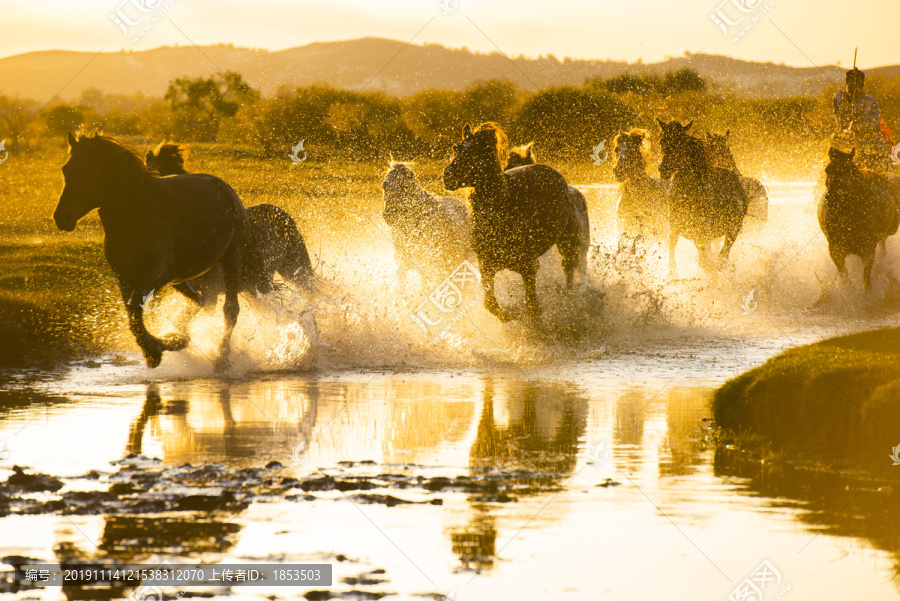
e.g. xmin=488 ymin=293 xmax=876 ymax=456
xmin=52 ymin=118 xmax=900 ymax=370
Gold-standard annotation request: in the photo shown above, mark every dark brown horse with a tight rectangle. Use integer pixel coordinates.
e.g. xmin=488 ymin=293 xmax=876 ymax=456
xmin=53 ymin=133 xmax=245 ymax=370
xmin=705 ymin=131 xmax=768 ymax=222
xmin=611 ymin=129 xmax=668 ymax=242
xmin=145 ymin=143 xmax=314 ymax=298
xmin=443 ymin=123 xmax=588 ymax=322
xmin=819 ymin=146 xmax=899 ymax=289
xmin=505 ymin=142 xmax=590 ymax=277
xmin=657 ymin=119 xmax=748 ymax=275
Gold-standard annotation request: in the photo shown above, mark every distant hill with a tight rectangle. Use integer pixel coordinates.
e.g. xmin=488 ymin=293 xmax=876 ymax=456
xmin=0 ymin=37 xmax=895 ymax=102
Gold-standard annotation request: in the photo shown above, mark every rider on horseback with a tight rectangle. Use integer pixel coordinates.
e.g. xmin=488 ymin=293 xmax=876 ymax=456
xmin=833 ymin=67 xmax=893 ymax=173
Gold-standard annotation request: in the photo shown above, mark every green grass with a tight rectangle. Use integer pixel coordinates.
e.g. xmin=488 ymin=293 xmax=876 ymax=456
xmin=713 ymin=327 xmax=900 ymax=471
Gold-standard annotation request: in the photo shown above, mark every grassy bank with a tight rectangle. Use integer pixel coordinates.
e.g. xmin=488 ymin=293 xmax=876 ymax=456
xmin=713 ymin=328 xmax=900 ymax=472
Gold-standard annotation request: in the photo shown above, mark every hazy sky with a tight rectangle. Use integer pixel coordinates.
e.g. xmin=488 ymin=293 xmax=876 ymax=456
xmin=2 ymin=0 xmax=897 ymax=68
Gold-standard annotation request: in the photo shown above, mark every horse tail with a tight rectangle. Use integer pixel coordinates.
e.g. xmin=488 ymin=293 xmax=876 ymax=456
xmin=254 ymin=204 xmax=315 ymax=294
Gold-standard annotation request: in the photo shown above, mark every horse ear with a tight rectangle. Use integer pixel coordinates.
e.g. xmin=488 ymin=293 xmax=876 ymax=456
xmin=67 ymin=131 xmax=78 ymax=148
xmin=725 ymin=130 xmax=730 ymax=140
xmin=462 ymin=123 xmax=473 ymax=139
xmin=525 ymin=142 xmax=534 ymax=158
xmin=146 ymin=150 xmax=154 ymax=162
xmin=684 ymin=120 xmax=694 ymax=131
xmin=849 ymin=147 xmax=856 ymax=159
xmin=656 ymin=118 xmax=666 ymax=129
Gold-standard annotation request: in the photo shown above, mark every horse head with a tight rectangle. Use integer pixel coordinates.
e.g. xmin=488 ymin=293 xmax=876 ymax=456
xmin=54 ymin=132 xmax=148 ymax=232
xmin=825 ymin=146 xmax=857 ymax=191
xmin=443 ymin=122 xmax=508 ymax=191
xmin=506 ymin=142 xmax=535 ymax=170
xmin=657 ymin=118 xmax=698 ymax=180
xmin=612 ymin=129 xmax=649 ymax=182
xmin=382 ymin=162 xmax=422 ymax=226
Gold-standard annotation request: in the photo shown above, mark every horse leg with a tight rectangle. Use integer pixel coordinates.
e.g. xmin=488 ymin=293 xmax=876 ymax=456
xmin=118 ymin=276 xmax=188 ymax=368
xmin=521 ymin=262 xmax=541 ymax=322
xmin=481 ymin=266 xmax=515 ymax=322
xmin=215 ymin=240 xmax=243 ymax=372
xmin=278 ymin=232 xmax=315 ymax=294
xmin=863 ymin=252 xmax=876 ymax=290
xmin=667 ymin=229 xmax=679 ymax=276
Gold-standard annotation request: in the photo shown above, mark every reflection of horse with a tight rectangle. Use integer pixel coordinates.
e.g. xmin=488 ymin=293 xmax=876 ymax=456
xmin=705 ymin=131 xmax=768 ymax=222
xmin=146 ymin=143 xmax=315 ymax=297
xmin=657 ymin=119 xmax=748 ymax=275
xmin=53 ymin=133 xmax=244 ymax=370
xmin=443 ymin=123 xmax=589 ymax=321
xmin=449 ymin=378 xmax=587 ymax=569
xmin=819 ymin=146 xmax=899 ymax=289
xmin=381 ymin=162 xmax=471 ymax=285
xmin=611 ymin=129 xmax=668 ymax=242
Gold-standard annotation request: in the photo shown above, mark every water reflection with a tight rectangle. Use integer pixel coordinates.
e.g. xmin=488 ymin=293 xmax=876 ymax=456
xmin=448 ymin=378 xmax=588 ymax=570
xmin=1 ymin=374 xmax=898 ymax=599
xmin=715 ymin=448 xmax=900 ymax=588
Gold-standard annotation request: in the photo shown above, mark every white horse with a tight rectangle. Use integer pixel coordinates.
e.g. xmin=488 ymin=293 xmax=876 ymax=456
xmin=382 ymin=162 xmax=471 ymax=286
xmin=612 ymin=129 xmax=668 ymax=243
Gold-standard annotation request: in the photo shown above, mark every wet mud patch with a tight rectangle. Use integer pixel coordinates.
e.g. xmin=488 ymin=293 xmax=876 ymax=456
xmin=0 ymin=456 xmax=571 ymax=519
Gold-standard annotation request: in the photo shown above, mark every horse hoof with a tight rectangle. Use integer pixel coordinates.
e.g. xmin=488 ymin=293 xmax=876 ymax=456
xmin=161 ymin=333 xmax=189 ymax=352
xmin=143 ymin=348 xmax=163 ymax=369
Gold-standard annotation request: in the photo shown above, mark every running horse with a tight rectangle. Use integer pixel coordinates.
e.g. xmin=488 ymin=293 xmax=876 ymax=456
xmin=505 ymin=142 xmax=590 ymax=279
xmin=705 ymin=131 xmax=768 ymax=222
xmin=819 ymin=146 xmax=899 ymax=289
xmin=146 ymin=143 xmax=315 ymax=297
xmin=611 ymin=129 xmax=668 ymax=242
xmin=657 ymin=119 xmax=748 ymax=275
xmin=443 ymin=122 xmax=588 ymax=322
xmin=53 ymin=133 xmax=245 ymax=370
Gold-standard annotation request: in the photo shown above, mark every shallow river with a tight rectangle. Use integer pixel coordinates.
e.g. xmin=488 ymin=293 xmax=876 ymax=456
xmin=2 ymin=182 xmax=899 ymax=600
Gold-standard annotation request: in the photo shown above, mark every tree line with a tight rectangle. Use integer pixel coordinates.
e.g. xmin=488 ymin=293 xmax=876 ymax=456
xmin=3 ymin=67 xmax=900 ymax=166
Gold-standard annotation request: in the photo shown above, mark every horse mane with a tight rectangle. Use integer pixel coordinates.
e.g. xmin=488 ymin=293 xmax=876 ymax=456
xmin=509 ymin=142 xmax=535 ymax=163
xmin=474 ymin=122 xmax=509 ymax=167
xmin=147 ymin=142 xmax=189 ymax=175
xmin=612 ymin=128 xmax=651 ymax=161
xmin=72 ymin=133 xmax=151 ymax=181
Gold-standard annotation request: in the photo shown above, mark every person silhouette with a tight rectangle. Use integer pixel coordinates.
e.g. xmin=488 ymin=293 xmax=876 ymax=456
xmin=833 ymin=67 xmax=892 ymax=172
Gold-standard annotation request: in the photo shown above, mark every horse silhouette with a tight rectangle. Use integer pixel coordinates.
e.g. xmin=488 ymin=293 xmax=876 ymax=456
xmin=611 ymin=129 xmax=668 ymax=243
xmin=657 ymin=119 xmax=748 ymax=275
xmin=819 ymin=146 xmax=899 ymax=289
xmin=381 ymin=161 xmax=471 ymax=286
xmin=705 ymin=131 xmax=768 ymax=222
xmin=146 ymin=143 xmax=315 ymax=297
xmin=505 ymin=142 xmax=590 ymax=279
xmin=53 ymin=133 xmax=244 ymax=370
xmin=443 ymin=122 xmax=588 ymax=322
